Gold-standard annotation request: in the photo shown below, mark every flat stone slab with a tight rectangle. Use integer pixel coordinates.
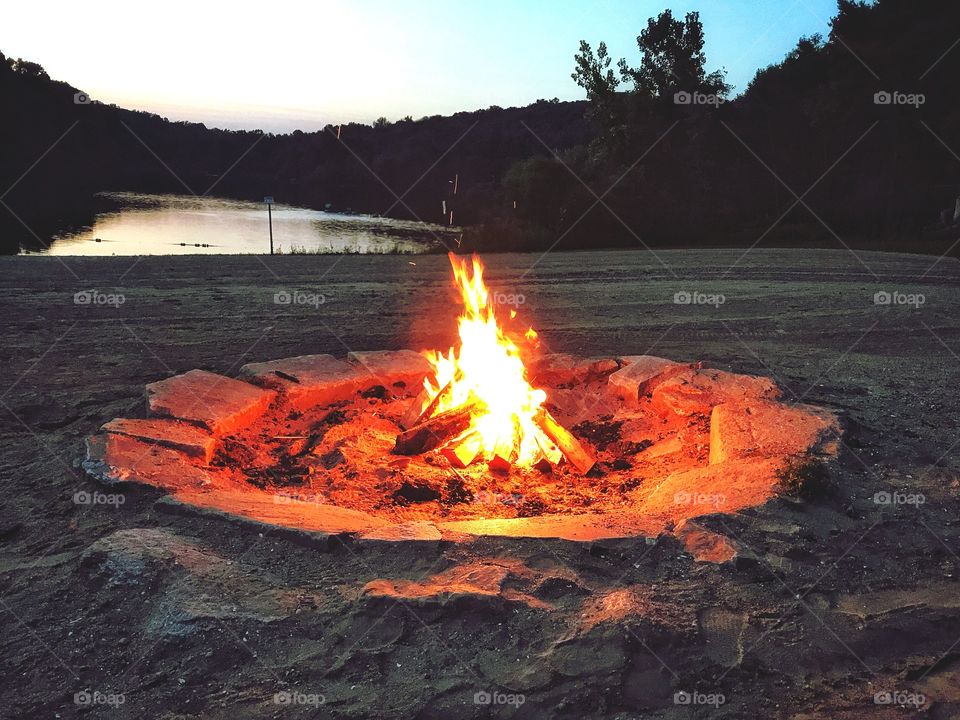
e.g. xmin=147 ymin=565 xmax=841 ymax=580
xmin=82 ymin=527 xmax=220 ymax=580
xmin=102 ymin=417 xmax=217 ymax=463
xmin=529 ymin=354 xmax=620 ymax=386
xmin=709 ymin=401 xmax=839 ymax=465
xmin=173 ymin=487 xmax=388 ymax=535
xmin=146 ymin=369 xmax=275 ymax=436
xmin=84 ymin=433 xmax=213 ymax=491
xmin=347 ymin=350 xmax=432 ymax=390
xmin=650 ymin=368 xmax=780 ymax=417
xmin=438 ymin=513 xmax=665 ymax=542
xmin=82 ymin=528 xmax=320 ymax=634
xmin=238 ymin=354 xmax=361 ymax=409
xmin=363 ymin=559 xmax=556 ymax=610
xmin=357 ymin=521 xmax=443 ymax=542
xmin=675 ymin=520 xmax=738 ymax=563
xmin=639 ymin=457 xmax=784 ymax=520
xmin=608 ymin=355 xmax=687 ymax=405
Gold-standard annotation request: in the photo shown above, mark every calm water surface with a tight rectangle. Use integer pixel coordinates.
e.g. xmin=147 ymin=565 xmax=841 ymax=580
xmin=31 ymin=193 xmax=452 ymax=255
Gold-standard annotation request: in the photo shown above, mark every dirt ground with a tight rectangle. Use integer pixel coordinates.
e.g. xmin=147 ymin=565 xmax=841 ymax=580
xmin=1 ymin=247 xmax=959 ymax=719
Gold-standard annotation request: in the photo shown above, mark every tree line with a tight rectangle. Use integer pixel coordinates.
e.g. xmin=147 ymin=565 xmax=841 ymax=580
xmin=1 ymin=0 xmax=958 ymax=256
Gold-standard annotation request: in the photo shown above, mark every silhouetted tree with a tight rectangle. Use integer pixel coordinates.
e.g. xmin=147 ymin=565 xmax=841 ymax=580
xmin=618 ymin=10 xmax=729 ymax=102
xmin=571 ymin=41 xmax=625 ymax=137
xmin=10 ymin=57 xmax=48 ymax=78
xmin=571 ymin=40 xmax=619 ymax=100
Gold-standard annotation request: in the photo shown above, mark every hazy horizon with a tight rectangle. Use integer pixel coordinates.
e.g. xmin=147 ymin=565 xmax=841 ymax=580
xmin=3 ymin=0 xmax=837 ymax=133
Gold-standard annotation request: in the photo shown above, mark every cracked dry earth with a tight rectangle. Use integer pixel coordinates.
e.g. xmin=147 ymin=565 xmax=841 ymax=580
xmin=1 ymin=248 xmax=959 ymax=719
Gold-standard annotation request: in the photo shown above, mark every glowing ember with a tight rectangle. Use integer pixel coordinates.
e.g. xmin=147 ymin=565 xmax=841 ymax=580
xmin=421 ymin=253 xmax=561 ymax=468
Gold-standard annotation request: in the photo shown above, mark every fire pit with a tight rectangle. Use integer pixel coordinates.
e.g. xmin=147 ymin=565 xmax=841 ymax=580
xmin=83 ymin=255 xmax=840 ymax=558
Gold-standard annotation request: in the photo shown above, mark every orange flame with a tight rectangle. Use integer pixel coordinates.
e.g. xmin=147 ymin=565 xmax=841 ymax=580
xmin=423 ymin=254 xmax=549 ymax=466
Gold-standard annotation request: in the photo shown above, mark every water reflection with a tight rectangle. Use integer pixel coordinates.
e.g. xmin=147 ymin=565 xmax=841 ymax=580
xmin=35 ymin=193 xmax=451 ymax=256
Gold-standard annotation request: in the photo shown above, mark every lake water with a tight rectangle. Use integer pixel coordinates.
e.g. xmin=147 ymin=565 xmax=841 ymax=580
xmin=32 ymin=193 xmax=454 ymax=256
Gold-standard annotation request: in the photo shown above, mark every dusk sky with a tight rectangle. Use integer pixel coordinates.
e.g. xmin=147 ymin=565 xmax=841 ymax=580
xmin=3 ymin=0 xmax=838 ymax=133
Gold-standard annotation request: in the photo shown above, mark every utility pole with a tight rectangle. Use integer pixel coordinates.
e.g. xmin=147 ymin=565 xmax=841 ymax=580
xmin=264 ymin=196 xmax=274 ymax=255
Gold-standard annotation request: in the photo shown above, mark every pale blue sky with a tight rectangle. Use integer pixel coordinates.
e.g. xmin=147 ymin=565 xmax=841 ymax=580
xmin=2 ymin=0 xmax=838 ymax=132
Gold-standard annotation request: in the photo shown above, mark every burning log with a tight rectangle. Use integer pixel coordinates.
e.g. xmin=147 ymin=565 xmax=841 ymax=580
xmin=533 ymin=426 xmax=563 ymax=466
xmin=399 ymin=385 xmax=435 ymax=430
xmin=440 ymin=432 xmax=483 ymax=468
xmin=487 ymin=453 xmax=512 ymax=473
xmin=534 ymin=408 xmax=595 ymax=474
xmin=394 ymin=399 xmax=484 ymax=455
xmin=487 ymin=417 xmax=520 ymax=473
xmin=399 ymin=379 xmax=451 ymax=430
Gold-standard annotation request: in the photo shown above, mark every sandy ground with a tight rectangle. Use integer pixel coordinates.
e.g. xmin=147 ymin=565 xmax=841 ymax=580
xmin=1 ymin=248 xmax=959 ymax=719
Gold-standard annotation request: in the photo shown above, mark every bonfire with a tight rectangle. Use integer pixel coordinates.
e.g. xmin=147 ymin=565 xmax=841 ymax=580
xmin=394 ymin=253 xmax=594 ymax=474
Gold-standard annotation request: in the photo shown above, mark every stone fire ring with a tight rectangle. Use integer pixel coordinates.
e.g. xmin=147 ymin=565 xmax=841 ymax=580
xmin=82 ymin=351 xmax=841 ymax=563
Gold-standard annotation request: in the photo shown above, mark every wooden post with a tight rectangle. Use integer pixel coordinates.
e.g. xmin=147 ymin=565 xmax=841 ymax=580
xmin=264 ymin=196 xmax=275 ymax=255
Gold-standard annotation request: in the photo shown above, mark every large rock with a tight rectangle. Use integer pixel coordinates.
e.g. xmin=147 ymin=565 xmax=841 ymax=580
xmin=698 ymin=607 xmax=748 ymax=666
xmin=363 ymin=559 xmax=557 ymax=610
xmin=84 ymin=432 xmax=213 ymax=491
xmin=577 ymin=587 xmax=653 ymax=633
xmin=238 ymin=354 xmax=361 ymax=409
xmin=357 ymin=521 xmax=442 ymax=543
xmin=101 ymin=417 xmax=217 ymax=463
xmin=608 ymin=355 xmax=686 ymax=405
xmin=145 ymin=369 xmax=275 ymax=436
xmin=82 ymin=528 xmax=316 ymax=635
xmin=438 ymin=513 xmax=663 ymax=542
xmin=650 ymin=368 xmax=780 ymax=417
xmin=82 ymin=528 xmax=217 ymax=585
xmin=347 ymin=350 xmax=431 ymax=391
xmin=529 ymin=354 xmax=620 ymax=386
xmin=364 ymin=562 xmax=512 ymax=607
xmin=709 ymin=401 xmax=839 ymax=465
xmin=171 ymin=487 xmax=387 ymax=535
xmin=675 ymin=520 xmax=738 ymax=563
xmin=639 ymin=457 xmax=784 ymax=520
